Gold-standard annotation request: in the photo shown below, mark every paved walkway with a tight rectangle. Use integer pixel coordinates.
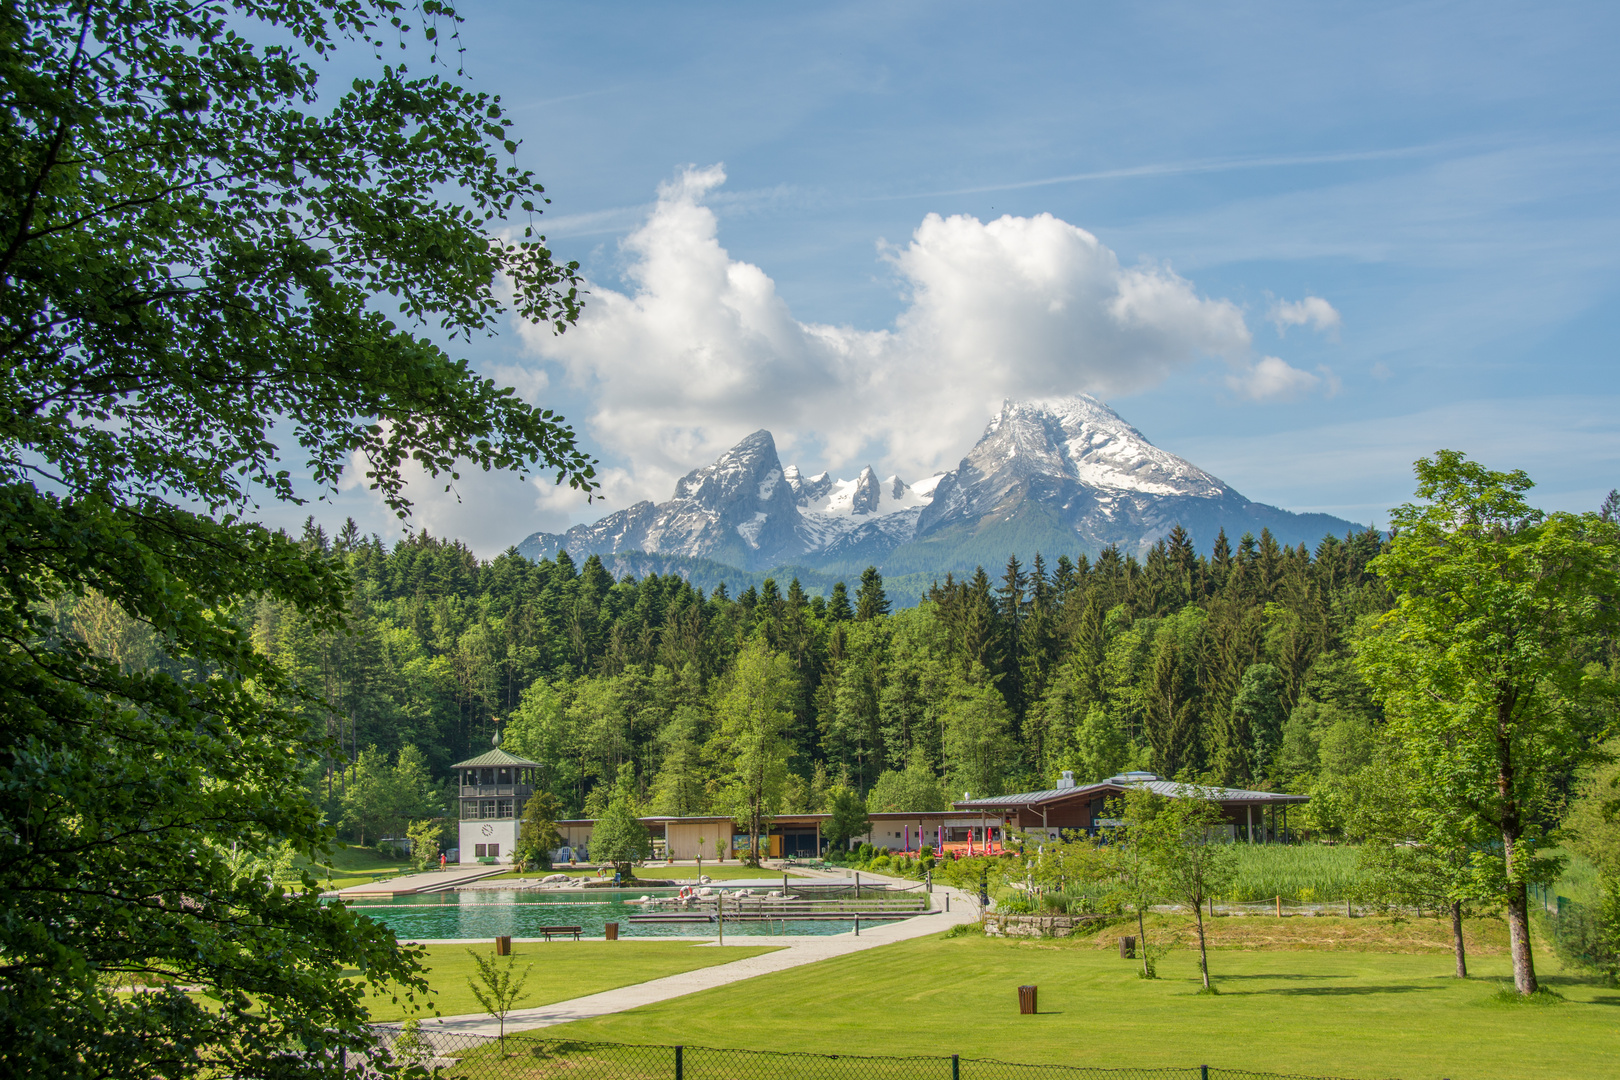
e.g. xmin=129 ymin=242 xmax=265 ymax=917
xmin=414 ymin=875 xmax=978 ymax=1036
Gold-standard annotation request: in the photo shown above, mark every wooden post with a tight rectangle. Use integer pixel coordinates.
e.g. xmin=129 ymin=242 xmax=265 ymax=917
xmin=1275 ymin=895 xmax=1282 ymax=918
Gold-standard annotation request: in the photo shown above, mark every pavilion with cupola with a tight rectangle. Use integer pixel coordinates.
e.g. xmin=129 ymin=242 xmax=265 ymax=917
xmin=452 ymin=737 xmax=542 ymax=864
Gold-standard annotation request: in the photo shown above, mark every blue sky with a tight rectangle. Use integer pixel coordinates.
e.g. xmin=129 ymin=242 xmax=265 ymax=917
xmin=297 ymin=1 xmax=1620 ymax=553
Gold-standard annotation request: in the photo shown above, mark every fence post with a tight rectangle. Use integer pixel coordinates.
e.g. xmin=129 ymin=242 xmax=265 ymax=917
xmin=675 ymin=1045 xmax=683 ymax=1080
xmin=952 ymin=1053 xmax=960 ymax=1080
xmin=1200 ymin=1066 xmax=1208 ymax=1080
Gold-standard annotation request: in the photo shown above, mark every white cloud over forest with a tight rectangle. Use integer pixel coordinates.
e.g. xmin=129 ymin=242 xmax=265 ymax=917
xmin=518 ymin=166 xmax=1332 ymax=518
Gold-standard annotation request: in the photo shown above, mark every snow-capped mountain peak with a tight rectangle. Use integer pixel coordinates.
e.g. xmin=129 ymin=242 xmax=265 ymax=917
xmin=1005 ymin=395 xmax=1226 ymax=498
xmin=516 ymin=396 xmax=1359 ymax=573
xmin=786 ymin=463 xmax=932 ymax=518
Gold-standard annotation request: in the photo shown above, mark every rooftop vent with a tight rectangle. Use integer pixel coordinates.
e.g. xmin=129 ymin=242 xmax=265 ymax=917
xmin=1107 ymin=771 xmax=1158 ymax=785
xmin=1056 ymin=770 xmax=1076 ymax=790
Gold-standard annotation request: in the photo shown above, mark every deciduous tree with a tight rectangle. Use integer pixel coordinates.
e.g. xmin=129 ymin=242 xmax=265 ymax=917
xmin=1356 ymin=452 xmax=1620 ymax=995
xmin=589 ymin=763 xmax=651 ymax=877
xmin=1126 ymin=784 xmax=1235 ymax=991
xmin=0 ymin=1 xmax=594 ymax=1074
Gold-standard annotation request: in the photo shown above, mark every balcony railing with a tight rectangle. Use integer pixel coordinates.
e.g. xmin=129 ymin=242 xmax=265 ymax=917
xmin=458 ymin=784 xmax=533 ymax=798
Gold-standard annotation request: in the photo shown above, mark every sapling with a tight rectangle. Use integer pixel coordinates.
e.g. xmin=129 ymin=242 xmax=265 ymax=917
xmin=465 ymin=950 xmax=534 ymax=1043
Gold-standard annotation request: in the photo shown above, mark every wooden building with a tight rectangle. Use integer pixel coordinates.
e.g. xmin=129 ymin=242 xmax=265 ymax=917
xmin=541 ymin=771 xmax=1308 ymax=863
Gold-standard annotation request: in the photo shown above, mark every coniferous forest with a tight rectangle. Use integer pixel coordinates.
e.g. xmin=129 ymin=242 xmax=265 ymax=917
xmin=238 ymin=519 xmax=1396 ymax=829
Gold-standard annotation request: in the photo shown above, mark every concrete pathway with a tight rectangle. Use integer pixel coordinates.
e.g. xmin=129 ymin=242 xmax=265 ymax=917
xmin=337 ymin=865 xmax=509 ymax=898
xmin=414 ymin=875 xmax=978 ymax=1036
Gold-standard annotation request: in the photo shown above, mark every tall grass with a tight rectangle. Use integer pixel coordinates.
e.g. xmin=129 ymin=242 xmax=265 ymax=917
xmin=1224 ymin=844 xmax=1364 ymax=902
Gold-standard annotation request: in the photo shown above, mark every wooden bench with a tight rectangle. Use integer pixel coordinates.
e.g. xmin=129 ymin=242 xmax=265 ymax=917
xmin=536 ymin=925 xmax=582 ymax=941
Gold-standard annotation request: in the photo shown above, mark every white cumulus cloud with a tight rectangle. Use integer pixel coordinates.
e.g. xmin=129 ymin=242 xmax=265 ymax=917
xmin=518 ymin=165 xmax=1330 ymax=519
xmin=1268 ymin=295 xmax=1343 ymax=336
xmin=1227 ymin=356 xmax=1323 ymax=401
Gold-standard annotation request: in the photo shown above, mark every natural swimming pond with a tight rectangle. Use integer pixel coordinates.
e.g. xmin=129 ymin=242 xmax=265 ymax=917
xmin=339 ymin=889 xmax=868 ymax=940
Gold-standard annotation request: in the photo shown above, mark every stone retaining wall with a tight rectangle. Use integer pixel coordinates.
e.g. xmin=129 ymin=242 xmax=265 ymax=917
xmin=984 ymin=912 xmax=1104 ymax=938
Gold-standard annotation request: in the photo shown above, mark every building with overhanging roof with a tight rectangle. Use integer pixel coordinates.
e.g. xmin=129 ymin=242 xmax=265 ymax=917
xmin=452 ymin=743 xmax=543 ymax=864
xmin=952 ymin=770 xmax=1309 ymax=843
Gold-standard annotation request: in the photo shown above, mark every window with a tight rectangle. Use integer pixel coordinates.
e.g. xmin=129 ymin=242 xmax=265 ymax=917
xmin=497 ymin=799 xmax=514 ymax=819
xmin=474 ymin=844 xmax=486 ymax=858
xmin=461 ymin=802 xmax=478 ymax=821
xmin=480 ymin=800 xmax=496 ymax=819
xmin=488 ymin=844 xmax=499 ymax=858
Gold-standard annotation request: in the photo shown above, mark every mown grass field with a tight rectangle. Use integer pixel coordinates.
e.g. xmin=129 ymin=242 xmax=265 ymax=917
xmin=546 ymin=924 xmax=1619 ymax=1080
xmin=359 ymin=941 xmax=781 ymax=1021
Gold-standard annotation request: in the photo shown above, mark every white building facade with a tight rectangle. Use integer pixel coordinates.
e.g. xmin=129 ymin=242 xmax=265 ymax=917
xmin=452 ymin=745 xmax=542 ymax=865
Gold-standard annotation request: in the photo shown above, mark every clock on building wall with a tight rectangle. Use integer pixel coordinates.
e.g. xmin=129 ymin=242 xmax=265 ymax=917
xmin=481 ymin=824 xmax=493 ymax=836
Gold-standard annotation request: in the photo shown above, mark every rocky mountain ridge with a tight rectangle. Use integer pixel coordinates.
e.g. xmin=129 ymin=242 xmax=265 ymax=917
xmin=516 ymin=395 xmax=1362 ymax=575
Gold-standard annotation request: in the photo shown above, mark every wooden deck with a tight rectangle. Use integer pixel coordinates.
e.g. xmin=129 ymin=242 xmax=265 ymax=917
xmin=333 ymin=865 xmax=511 ymax=898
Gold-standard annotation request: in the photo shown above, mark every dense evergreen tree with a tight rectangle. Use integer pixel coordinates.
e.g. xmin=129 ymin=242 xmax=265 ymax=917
xmin=239 ymin=522 xmax=1414 ymax=823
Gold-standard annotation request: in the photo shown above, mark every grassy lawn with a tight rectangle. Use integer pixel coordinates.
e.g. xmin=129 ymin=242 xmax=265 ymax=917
xmin=547 ymin=925 xmax=1620 ymax=1080
xmin=486 ymin=865 xmax=808 ymax=882
xmin=289 ymin=845 xmax=414 ymax=891
xmin=361 ymin=941 xmax=781 ymax=1021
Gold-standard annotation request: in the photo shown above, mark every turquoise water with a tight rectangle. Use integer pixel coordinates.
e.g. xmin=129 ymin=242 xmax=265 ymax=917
xmin=338 ymin=889 xmax=863 ymax=940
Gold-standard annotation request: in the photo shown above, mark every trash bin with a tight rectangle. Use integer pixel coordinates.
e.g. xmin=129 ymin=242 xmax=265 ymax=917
xmin=605 ymin=922 xmax=619 ymax=941
xmin=495 ymin=936 xmax=511 ymax=956
xmin=1017 ymin=985 xmax=1037 ymax=1015
xmin=1119 ymin=935 xmax=1136 ymax=959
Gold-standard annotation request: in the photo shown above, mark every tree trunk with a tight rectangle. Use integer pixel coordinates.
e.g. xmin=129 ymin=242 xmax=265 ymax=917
xmin=1450 ymin=900 xmax=1467 ymax=978
xmin=1194 ymin=900 xmax=1211 ymax=990
xmin=1505 ymin=872 xmax=1537 ymax=994
xmin=1137 ymin=903 xmax=1151 ymax=979
xmin=1498 ymin=702 xmax=1537 ymax=995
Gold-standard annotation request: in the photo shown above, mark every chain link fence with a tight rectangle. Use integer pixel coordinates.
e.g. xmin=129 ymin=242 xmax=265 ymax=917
xmin=1531 ymin=881 xmax=1618 ymax=976
xmin=359 ymin=1032 xmax=1399 ymax=1080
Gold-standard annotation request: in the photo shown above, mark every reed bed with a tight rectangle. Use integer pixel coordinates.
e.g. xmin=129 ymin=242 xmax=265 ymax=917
xmin=1223 ymin=844 xmax=1363 ymax=902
